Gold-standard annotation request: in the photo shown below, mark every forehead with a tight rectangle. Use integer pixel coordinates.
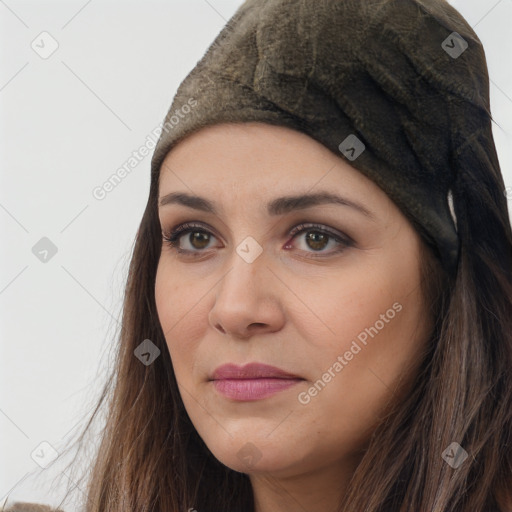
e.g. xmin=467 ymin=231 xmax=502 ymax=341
xmin=158 ymin=122 xmax=385 ymax=203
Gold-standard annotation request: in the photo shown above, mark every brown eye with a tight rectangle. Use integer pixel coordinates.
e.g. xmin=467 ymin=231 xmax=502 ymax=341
xmin=286 ymin=223 xmax=353 ymax=258
xmin=162 ymin=222 xmax=219 ymax=256
xmin=304 ymin=231 xmax=329 ymax=251
xmin=187 ymin=231 xmax=212 ymax=250
xmin=162 ymin=221 xmax=353 ymax=259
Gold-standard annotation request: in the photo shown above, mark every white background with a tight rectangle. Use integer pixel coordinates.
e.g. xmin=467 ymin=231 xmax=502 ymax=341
xmin=1 ymin=0 xmax=511 ymax=510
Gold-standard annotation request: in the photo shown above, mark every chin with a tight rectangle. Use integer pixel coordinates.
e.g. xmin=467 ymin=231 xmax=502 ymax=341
xmin=200 ymin=431 xmax=298 ymax=475
xmin=216 ymin=450 xmax=293 ymax=475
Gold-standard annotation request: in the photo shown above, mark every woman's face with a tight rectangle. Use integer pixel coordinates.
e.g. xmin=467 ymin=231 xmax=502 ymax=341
xmin=155 ymin=122 xmax=432 ymax=481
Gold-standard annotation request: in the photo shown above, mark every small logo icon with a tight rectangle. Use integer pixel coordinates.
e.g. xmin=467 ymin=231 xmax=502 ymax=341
xmin=30 ymin=441 xmax=59 ymax=469
xmin=32 ymin=237 xmax=58 ymax=263
xmin=134 ymin=339 xmax=161 ymax=366
xmin=441 ymin=441 xmax=469 ymax=469
xmin=442 ymin=32 xmax=468 ymax=59
xmin=31 ymin=31 xmax=59 ymax=59
xmin=237 ymin=442 xmax=262 ymax=469
xmin=338 ymin=134 xmax=365 ymax=161
xmin=236 ymin=236 xmax=263 ymax=263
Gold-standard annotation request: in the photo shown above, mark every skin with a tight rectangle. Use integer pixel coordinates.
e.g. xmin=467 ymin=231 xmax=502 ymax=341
xmin=155 ymin=122 xmax=433 ymax=512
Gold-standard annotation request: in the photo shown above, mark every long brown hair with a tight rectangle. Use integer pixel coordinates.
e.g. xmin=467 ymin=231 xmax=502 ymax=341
xmin=19 ymin=9 xmax=512 ymax=512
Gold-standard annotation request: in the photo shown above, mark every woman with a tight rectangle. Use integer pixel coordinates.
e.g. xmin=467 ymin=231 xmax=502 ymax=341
xmin=6 ymin=0 xmax=512 ymax=511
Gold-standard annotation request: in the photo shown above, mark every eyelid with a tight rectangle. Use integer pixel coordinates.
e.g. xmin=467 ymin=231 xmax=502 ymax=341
xmin=288 ymin=222 xmax=354 ymax=244
xmin=162 ymin=219 xmax=352 ymax=241
xmin=161 ymin=221 xmax=220 ymax=255
xmin=162 ymin=220 xmax=354 ymax=258
xmin=164 ymin=221 xmax=217 ymax=239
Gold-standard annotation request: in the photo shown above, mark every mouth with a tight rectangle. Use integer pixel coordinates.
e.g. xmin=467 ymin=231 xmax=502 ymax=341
xmin=209 ymin=362 xmax=304 ymax=401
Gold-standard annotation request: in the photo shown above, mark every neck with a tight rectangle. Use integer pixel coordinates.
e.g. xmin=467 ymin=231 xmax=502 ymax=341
xmin=250 ymin=454 xmax=362 ymax=512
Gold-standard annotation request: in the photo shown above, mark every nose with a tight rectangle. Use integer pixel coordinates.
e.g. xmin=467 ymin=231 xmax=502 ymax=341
xmin=208 ymin=247 xmax=286 ymax=340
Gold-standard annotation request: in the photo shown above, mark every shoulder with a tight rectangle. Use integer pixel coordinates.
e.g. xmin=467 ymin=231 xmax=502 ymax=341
xmin=1 ymin=502 xmax=65 ymax=512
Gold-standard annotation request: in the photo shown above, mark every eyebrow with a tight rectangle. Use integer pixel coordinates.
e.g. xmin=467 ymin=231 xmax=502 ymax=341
xmin=158 ymin=191 xmax=376 ymax=220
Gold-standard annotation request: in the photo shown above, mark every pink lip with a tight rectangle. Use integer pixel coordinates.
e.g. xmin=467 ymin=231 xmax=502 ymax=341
xmin=210 ymin=363 xmax=303 ymax=401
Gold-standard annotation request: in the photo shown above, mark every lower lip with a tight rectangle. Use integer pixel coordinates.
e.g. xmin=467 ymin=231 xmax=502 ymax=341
xmin=212 ymin=378 xmax=302 ymax=401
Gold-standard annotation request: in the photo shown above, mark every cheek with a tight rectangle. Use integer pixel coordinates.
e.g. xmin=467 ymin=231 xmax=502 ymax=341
xmin=154 ymin=260 xmax=209 ymax=381
xmin=291 ymin=259 xmax=427 ymax=444
xmin=288 ymin=259 xmax=417 ymax=356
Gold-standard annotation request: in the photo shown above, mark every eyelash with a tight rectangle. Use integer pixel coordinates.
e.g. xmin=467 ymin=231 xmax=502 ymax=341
xmin=161 ymin=222 xmax=353 ymax=259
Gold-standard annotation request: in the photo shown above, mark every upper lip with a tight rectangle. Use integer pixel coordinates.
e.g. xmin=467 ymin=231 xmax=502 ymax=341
xmin=210 ymin=362 xmax=302 ymax=380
